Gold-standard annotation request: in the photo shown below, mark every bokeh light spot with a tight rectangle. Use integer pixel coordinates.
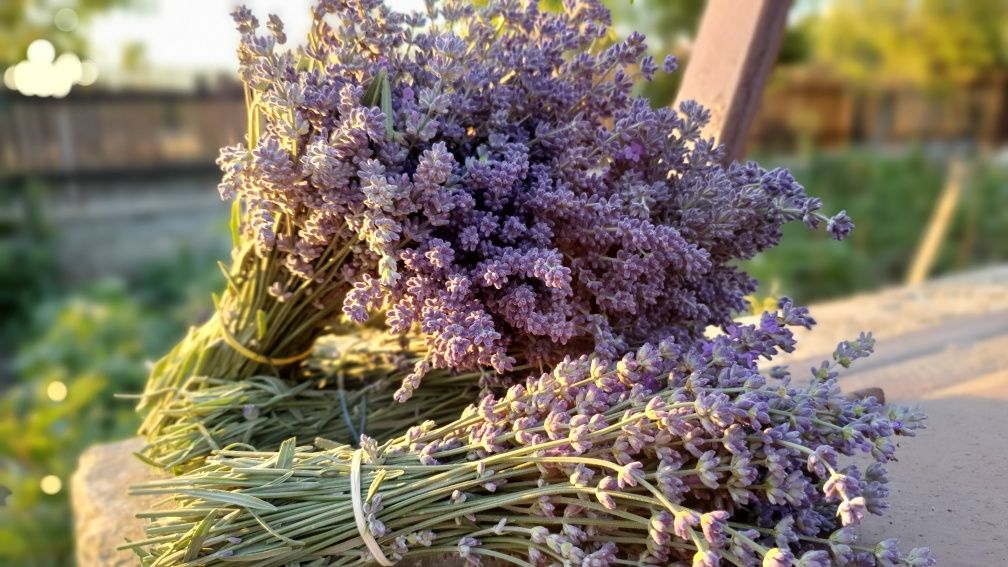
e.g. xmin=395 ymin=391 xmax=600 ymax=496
xmin=79 ymin=60 xmax=99 ymax=86
xmin=13 ymin=61 xmax=45 ymax=96
xmin=54 ymin=8 xmax=79 ymax=32
xmin=40 ymin=475 xmax=62 ymax=495
xmin=47 ymin=381 xmax=68 ymax=402
xmin=27 ymin=39 xmax=56 ymax=65
xmin=55 ymin=53 xmax=83 ymax=84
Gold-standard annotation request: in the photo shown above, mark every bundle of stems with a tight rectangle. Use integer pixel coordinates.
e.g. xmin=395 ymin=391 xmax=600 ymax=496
xmin=138 ymin=329 xmax=532 ymax=471
xmin=136 ymin=221 xmax=355 ymax=443
xmin=127 ymin=309 xmax=932 ymax=567
xmin=136 ymin=371 xmax=479 ymax=472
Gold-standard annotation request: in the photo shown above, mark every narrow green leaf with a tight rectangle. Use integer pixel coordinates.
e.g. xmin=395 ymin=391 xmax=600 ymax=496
xmin=366 ymin=468 xmax=387 ymax=501
xmin=175 ymin=346 xmax=201 ymax=385
xmin=131 ymin=451 xmax=162 ymax=468
xmin=276 ymin=437 xmax=296 ymax=469
xmin=256 ymin=470 xmax=294 ymax=489
xmin=360 ymin=69 xmax=386 ymax=107
xmin=313 ymin=437 xmax=342 ymax=450
xmin=196 ymin=422 xmax=221 ymax=452
xmin=219 ymin=546 xmax=293 ymax=562
xmin=176 ymin=489 xmax=277 ymax=511
xmin=380 ymin=72 xmax=394 ymax=138
xmin=248 ymin=508 xmax=304 ymax=547
xmin=183 ymin=510 xmax=219 ymax=562
xmin=229 ymin=199 xmax=241 ymax=247
xmin=217 ymin=261 xmax=239 ymax=293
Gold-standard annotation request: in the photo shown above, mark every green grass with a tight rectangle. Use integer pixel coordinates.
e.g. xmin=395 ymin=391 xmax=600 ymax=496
xmin=0 ymin=254 xmax=222 ymax=566
xmin=745 ymin=148 xmax=1008 ymax=304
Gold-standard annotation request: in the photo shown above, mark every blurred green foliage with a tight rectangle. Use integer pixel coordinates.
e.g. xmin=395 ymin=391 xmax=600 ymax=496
xmin=0 ymin=254 xmax=221 ymax=566
xmin=745 ymin=149 xmax=1008 ymax=303
xmin=606 ymin=0 xmax=705 ymax=106
xmin=810 ymin=0 xmax=1008 ymax=90
xmin=0 ymin=181 xmax=57 ymax=355
xmin=0 ymin=282 xmax=152 ymax=563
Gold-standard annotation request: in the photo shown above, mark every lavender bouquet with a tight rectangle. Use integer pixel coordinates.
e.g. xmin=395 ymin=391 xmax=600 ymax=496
xmin=123 ymin=1 xmax=934 ymax=564
xmin=136 ymin=0 xmax=853 ymax=461
xmin=127 ymin=303 xmax=932 ymax=566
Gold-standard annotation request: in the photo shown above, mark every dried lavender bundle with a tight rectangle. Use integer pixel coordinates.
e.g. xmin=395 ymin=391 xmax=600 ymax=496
xmin=138 ymin=0 xmax=854 ymax=448
xmin=136 ymin=371 xmax=479 ymax=471
xmin=138 ymin=332 xmax=493 ymax=470
xmin=128 ymin=302 xmax=932 ymax=567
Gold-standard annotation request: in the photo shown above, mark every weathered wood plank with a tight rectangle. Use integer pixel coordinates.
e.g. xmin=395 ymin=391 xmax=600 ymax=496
xmin=674 ymin=0 xmax=791 ymax=161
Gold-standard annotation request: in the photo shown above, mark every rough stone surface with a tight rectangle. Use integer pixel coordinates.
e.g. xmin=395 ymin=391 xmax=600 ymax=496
xmin=71 ymin=437 xmax=167 ymax=567
xmin=72 ymin=266 xmax=1008 ymax=566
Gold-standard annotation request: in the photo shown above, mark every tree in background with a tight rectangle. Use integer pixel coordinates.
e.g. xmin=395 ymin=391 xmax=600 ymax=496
xmin=810 ymin=0 xmax=1008 ymax=90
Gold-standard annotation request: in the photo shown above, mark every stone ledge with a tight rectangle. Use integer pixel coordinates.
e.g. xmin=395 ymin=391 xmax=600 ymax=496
xmin=72 ymin=437 xmax=166 ymax=567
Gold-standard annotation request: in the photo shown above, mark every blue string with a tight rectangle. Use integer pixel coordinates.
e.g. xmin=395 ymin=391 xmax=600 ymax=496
xmin=358 ymin=392 xmax=368 ymax=442
xmin=336 ymin=378 xmax=360 ymax=446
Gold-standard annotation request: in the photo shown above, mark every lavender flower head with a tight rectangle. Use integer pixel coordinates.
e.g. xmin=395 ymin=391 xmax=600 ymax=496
xmin=220 ymin=0 xmax=852 ymax=391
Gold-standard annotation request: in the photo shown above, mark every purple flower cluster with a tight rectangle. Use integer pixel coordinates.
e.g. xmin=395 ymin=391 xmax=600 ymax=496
xmin=383 ymin=299 xmax=931 ymax=566
xmin=137 ymin=301 xmax=931 ymax=567
xmin=218 ymin=0 xmax=851 ymax=387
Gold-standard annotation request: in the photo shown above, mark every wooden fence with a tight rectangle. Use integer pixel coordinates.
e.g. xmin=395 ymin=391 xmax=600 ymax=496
xmin=2 ymin=72 xmax=1006 ymax=182
xmin=0 ymin=88 xmax=246 ymax=182
xmin=748 ymin=68 xmax=1008 ymax=151
xmin=0 ymin=88 xmax=244 ymax=282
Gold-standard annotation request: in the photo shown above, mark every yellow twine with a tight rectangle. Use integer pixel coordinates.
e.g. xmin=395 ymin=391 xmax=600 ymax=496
xmin=219 ymin=323 xmax=313 ymax=367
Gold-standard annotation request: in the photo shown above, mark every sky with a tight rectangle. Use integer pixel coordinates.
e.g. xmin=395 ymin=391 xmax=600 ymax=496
xmin=87 ymin=0 xmax=427 ymax=74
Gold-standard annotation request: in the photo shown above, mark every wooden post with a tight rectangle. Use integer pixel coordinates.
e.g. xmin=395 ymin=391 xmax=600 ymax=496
xmin=674 ymin=0 xmax=791 ymax=162
xmin=906 ymin=159 xmax=968 ymax=285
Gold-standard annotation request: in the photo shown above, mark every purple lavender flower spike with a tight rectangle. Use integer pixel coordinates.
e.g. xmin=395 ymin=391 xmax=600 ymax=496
xmin=762 ymin=547 xmax=795 ymax=567
xmin=904 ymin=548 xmax=937 ymax=567
xmin=827 ymin=210 xmax=854 ymax=240
xmin=663 ymin=54 xmax=679 ymax=73
xmin=692 ymin=549 xmax=720 ymax=567
xmin=796 ymin=550 xmax=831 ymax=567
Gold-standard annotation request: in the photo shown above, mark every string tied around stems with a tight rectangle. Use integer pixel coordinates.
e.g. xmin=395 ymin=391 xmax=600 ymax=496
xmin=219 ymin=318 xmax=314 ymax=367
xmin=337 ymin=375 xmax=369 ymax=446
xmin=350 ymin=448 xmax=395 ymax=566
